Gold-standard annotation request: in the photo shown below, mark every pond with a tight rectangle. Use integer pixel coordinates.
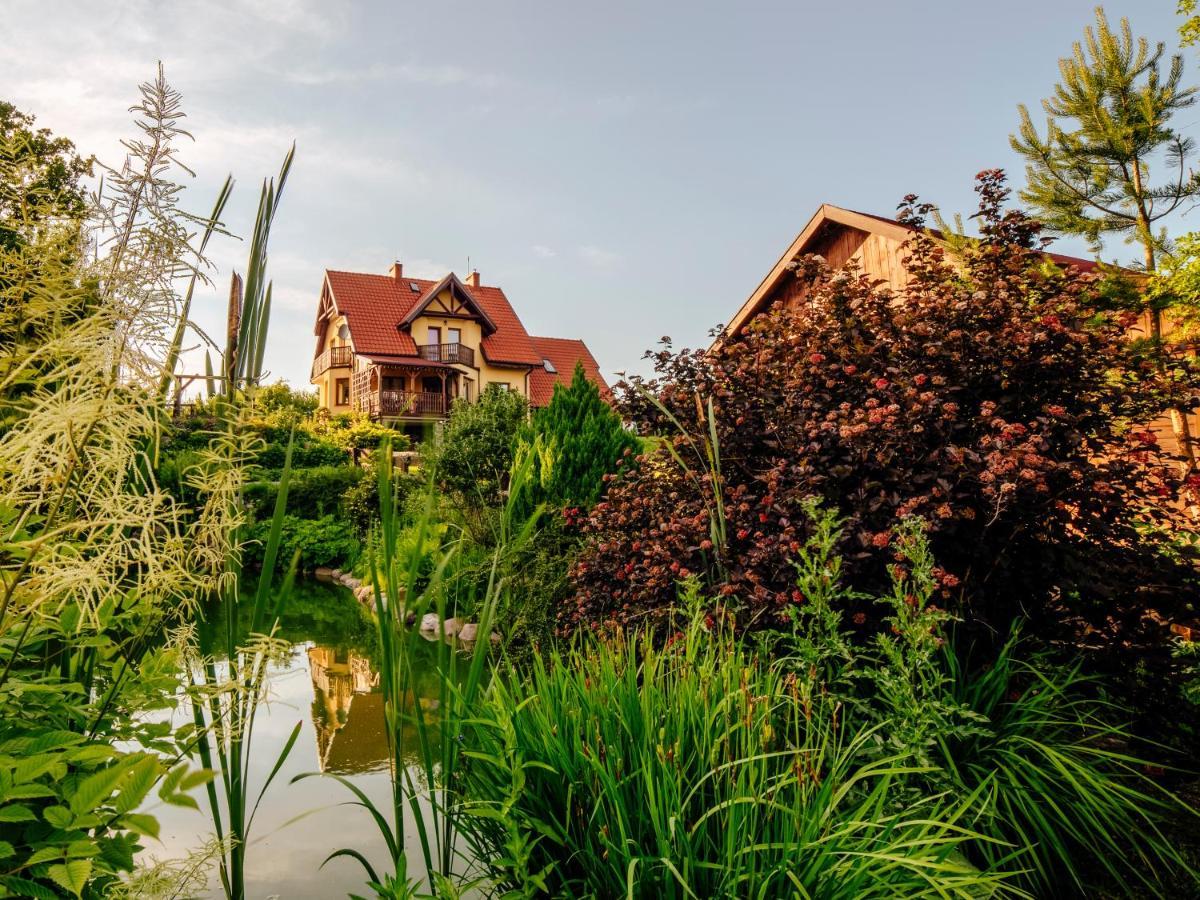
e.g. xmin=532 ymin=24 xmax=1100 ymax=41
xmin=143 ymin=579 xmax=453 ymax=899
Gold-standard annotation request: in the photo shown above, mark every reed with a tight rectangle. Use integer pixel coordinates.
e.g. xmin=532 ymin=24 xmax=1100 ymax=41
xmin=455 ymin=588 xmax=1012 ymax=899
xmin=298 ymin=440 xmax=542 ymax=897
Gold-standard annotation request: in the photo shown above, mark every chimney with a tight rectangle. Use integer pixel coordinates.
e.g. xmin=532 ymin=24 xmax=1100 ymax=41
xmin=389 ymin=261 xmax=403 ymax=281
xmin=466 ymin=269 xmax=480 ymax=289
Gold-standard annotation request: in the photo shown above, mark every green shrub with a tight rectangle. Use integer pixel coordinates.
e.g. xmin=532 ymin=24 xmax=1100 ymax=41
xmin=782 ymin=508 xmax=1198 ymax=897
xmin=936 ymin=634 xmax=1196 ymax=897
xmin=244 ymin=464 xmax=365 ymax=519
xmin=421 ymin=386 xmax=529 ymax=505
xmin=243 ymin=514 xmax=359 ymax=570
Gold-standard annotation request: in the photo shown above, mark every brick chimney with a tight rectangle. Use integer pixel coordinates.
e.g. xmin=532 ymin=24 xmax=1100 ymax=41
xmin=466 ymin=269 xmax=480 ymax=288
xmin=389 ymin=261 xmax=403 ymax=281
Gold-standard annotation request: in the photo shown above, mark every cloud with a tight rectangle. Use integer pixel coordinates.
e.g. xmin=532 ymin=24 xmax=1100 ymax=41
xmin=578 ymin=244 xmax=622 ymax=270
xmin=531 ymin=244 xmax=556 ymax=259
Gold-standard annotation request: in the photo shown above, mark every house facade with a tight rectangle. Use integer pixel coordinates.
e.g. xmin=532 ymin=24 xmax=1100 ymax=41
xmin=723 ymin=204 xmax=1196 ymax=456
xmin=311 ymin=263 xmax=608 ymax=436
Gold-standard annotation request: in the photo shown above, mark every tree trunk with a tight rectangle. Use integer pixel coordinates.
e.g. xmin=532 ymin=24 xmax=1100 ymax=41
xmin=1136 ymin=198 xmax=1196 ymax=472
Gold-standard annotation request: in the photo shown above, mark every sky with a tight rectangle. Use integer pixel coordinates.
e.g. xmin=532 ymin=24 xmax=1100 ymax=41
xmin=3 ymin=0 xmax=1194 ymax=390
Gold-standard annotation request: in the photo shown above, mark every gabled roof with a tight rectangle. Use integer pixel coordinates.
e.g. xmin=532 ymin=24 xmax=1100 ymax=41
xmin=320 ymin=269 xmax=543 ymax=366
xmin=724 ymin=204 xmax=1104 ymax=340
xmin=528 ymin=336 xmax=611 ymax=407
xmin=401 ymin=272 xmax=498 ymax=334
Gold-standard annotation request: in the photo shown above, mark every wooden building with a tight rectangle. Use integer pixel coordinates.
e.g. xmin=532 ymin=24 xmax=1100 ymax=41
xmin=723 ymin=203 xmax=1196 ymax=457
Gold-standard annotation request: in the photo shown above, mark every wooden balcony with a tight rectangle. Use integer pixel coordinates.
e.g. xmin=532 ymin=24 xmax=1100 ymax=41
xmin=312 ymin=345 xmax=354 ymax=378
xmin=416 ymin=342 xmax=474 ymax=366
xmin=360 ymin=390 xmax=446 ymax=419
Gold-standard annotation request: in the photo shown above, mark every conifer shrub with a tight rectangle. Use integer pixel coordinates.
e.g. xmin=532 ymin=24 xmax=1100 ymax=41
xmin=525 ymin=362 xmax=639 ymax=509
xmin=570 ymin=172 xmax=1199 ymax=642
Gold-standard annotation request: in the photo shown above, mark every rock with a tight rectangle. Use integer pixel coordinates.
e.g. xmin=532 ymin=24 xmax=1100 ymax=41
xmin=458 ymin=623 xmax=478 ymax=642
xmin=343 ymin=576 xmax=362 ymax=590
xmin=355 ymin=585 xmax=373 ymax=602
xmin=315 ymin=566 xmax=334 ymax=579
xmin=419 ymin=614 xmax=463 ymax=637
xmin=489 ymin=631 xmax=502 ymax=645
xmin=330 ymin=568 xmax=343 ymax=579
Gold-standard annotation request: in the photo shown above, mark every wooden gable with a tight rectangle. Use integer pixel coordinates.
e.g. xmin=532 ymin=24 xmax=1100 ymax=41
xmin=723 ymin=205 xmax=915 ymax=341
xmin=402 ymin=273 xmax=498 ymax=334
xmin=424 ymin=287 xmax=475 ymax=318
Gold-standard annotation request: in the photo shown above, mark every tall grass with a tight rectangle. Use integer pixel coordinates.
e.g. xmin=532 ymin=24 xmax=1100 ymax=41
xmin=455 ymin=586 xmax=1012 ymax=899
xmin=297 ymin=440 xmax=542 ymax=898
xmin=937 ymin=630 xmax=1198 ymax=897
xmin=184 ymin=145 xmax=303 ymax=900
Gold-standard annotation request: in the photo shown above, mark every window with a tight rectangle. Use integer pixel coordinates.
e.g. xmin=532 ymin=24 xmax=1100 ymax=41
xmin=335 ymin=378 xmax=350 ymax=405
xmin=337 ymin=323 xmax=350 ymax=341
xmin=447 ymin=327 xmax=461 ymax=345
xmin=427 ymin=327 xmax=441 ymax=345
xmin=542 ymin=357 xmax=557 ymax=373
xmin=488 ymin=381 xmax=510 ymax=392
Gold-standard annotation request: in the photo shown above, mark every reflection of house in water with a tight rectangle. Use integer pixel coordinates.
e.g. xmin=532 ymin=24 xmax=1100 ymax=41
xmin=308 ymin=646 xmax=388 ymax=774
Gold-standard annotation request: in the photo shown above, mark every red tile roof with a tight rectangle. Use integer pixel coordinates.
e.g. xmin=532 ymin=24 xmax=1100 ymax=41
xmin=323 ymin=269 xmax=544 ymax=367
xmin=528 ymin=336 xmax=611 ymax=407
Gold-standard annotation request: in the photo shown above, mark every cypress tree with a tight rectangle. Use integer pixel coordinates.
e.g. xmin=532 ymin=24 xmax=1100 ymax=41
xmin=1011 ymin=7 xmax=1200 ymax=466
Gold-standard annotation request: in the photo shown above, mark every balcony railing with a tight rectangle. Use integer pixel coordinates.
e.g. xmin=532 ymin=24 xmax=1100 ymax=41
xmin=363 ymin=390 xmax=446 ymax=419
xmin=311 ymin=345 xmax=354 ymax=378
xmin=417 ymin=342 xmax=474 ymax=366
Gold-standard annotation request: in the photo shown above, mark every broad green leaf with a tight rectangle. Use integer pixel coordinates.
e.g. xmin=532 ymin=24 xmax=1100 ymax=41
xmin=1 ymin=783 xmax=55 ymax=801
xmin=0 ymin=804 xmax=35 ymax=822
xmin=114 ymin=756 xmax=160 ymax=814
xmin=47 ymin=858 xmax=91 ymax=897
xmin=117 ymin=812 xmax=160 ymax=840
xmin=69 ymin=758 xmax=134 ymax=814
xmin=43 ymin=805 xmax=72 ymax=828
xmin=0 ymin=875 xmax=59 ymax=899
xmin=24 ymin=847 xmax=64 ymax=867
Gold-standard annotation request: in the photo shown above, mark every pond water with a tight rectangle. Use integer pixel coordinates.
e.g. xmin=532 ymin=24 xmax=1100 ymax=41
xmin=143 ymin=579 xmax=454 ymax=899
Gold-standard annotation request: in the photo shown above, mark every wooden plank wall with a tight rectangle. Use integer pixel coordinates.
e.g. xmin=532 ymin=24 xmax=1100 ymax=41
xmin=768 ymin=224 xmax=911 ymax=312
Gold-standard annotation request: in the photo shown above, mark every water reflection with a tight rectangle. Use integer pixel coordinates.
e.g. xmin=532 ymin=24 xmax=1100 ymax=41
xmin=146 ymin=578 xmax=454 ymax=899
xmin=309 ymin=646 xmax=386 ymax=774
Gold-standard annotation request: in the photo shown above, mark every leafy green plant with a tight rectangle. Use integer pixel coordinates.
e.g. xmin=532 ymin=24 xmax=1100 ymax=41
xmin=0 ymin=68 xmax=226 ymax=898
xmin=420 ymin=385 xmax=529 ymax=507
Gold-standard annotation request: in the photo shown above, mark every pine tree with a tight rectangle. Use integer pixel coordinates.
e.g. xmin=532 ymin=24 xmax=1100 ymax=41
xmin=532 ymin=362 xmax=638 ymax=508
xmin=1011 ymin=6 xmax=1200 ymax=467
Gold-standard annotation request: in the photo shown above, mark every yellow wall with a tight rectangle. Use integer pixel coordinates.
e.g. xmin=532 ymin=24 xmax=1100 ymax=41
xmin=312 ymin=314 xmax=353 ymax=413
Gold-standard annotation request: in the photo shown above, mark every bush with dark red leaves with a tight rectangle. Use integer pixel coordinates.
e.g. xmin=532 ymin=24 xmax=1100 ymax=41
xmin=568 ymin=172 xmax=1199 ymax=645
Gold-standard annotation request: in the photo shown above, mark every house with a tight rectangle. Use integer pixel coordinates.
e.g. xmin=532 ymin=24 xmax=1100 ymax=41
xmin=310 ymin=263 xmax=608 ymax=438
xmin=722 ymin=203 xmax=1196 ymax=456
